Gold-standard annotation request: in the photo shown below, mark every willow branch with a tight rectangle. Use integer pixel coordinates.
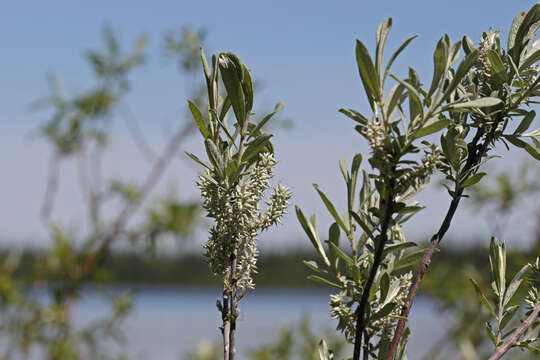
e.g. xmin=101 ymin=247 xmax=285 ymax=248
xmin=488 ymin=304 xmax=540 ymax=360
xmin=77 ymin=122 xmax=194 ymax=280
xmin=353 ymin=181 xmax=394 ymax=360
xmin=386 ymin=124 xmax=493 ymax=359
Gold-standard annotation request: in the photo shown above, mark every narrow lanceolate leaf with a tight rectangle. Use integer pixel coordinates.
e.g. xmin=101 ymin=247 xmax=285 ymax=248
xmin=414 ymin=119 xmax=451 ymax=139
xmin=303 ymin=260 xmax=327 ymax=274
xmin=428 ymin=36 xmax=449 ymax=96
xmin=470 ymin=279 xmax=497 ymax=318
xmin=508 ymin=10 xmax=526 ymax=53
xmin=487 ymin=50 xmax=508 ymax=86
xmin=241 ymin=63 xmax=254 ymax=114
xmin=200 ymin=47 xmax=211 ymax=83
xmin=339 ymin=158 xmax=349 ymax=183
xmin=383 ymin=242 xmax=417 ymax=255
xmin=376 ymin=18 xmax=393 ymax=81
xmin=349 ymin=153 xmax=363 ymax=210
xmin=185 ymin=151 xmax=211 ymax=170
xmin=485 ymin=323 xmax=498 ymax=346
xmin=187 ymin=100 xmax=210 ymax=138
xmin=511 ymin=3 xmax=540 ymax=64
xmin=514 ymin=111 xmax=536 ymax=135
xmin=503 ymin=264 xmax=531 ymax=307
xmin=313 ymin=184 xmax=348 ymax=232
xmin=219 ymin=53 xmax=246 ymax=125
xmin=521 ymin=128 xmax=540 ymax=137
xmin=296 ymin=206 xmax=330 ymax=266
xmin=504 ymin=135 xmax=540 ymax=160
xmin=460 ymin=172 xmax=487 ymax=188
xmin=390 ymin=73 xmax=423 ymax=121
xmin=307 ymin=275 xmax=342 ymax=289
xmin=384 ymin=83 xmax=406 ymax=119
xmin=328 ymin=242 xmax=353 ymax=266
xmin=383 ymin=35 xmax=418 ymax=83
xmin=327 ymin=222 xmax=340 ymax=269
xmin=442 ymin=49 xmax=479 ymax=100
xmin=205 ymin=139 xmax=224 ymax=176
xmin=447 ymin=97 xmax=502 ymax=109
xmin=250 ymin=101 xmax=285 ymax=138
xmin=519 ymin=43 xmax=540 ymax=70
xmin=242 ymin=134 xmax=273 ymax=162
xmin=356 ymin=39 xmax=381 ymax=107
xmin=350 ymin=211 xmax=375 ymax=241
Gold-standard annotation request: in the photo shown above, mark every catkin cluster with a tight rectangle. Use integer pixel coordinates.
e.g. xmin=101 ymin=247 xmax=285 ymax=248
xmin=198 ymin=153 xmax=291 ymax=291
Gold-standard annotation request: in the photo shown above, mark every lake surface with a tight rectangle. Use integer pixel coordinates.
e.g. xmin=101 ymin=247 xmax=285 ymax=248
xmin=72 ymin=286 xmax=448 ymax=359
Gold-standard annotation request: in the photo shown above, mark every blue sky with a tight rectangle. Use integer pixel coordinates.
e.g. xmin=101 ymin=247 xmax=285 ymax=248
xmin=1 ymin=1 xmax=538 ymax=249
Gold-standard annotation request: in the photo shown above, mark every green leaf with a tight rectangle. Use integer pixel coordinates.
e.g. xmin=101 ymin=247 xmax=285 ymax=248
xmin=384 ymin=83 xmax=406 ymax=119
xmin=185 ymin=151 xmax=211 ymax=170
xmin=356 ymin=39 xmax=381 ymax=108
xmin=487 ymin=50 xmax=508 ymax=86
xmin=390 ymin=73 xmax=423 ymax=121
xmin=485 ymin=323 xmax=498 ymax=346
xmin=349 ymin=153 xmax=362 ymax=211
xmin=503 ymin=264 xmax=531 ymax=307
xmin=500 ymin=305 xmax=520 ymax=331
xmin=470 ymin=279 xmax=497 ymax=318
xmin=303 ymin=260 xmax=327 ymax=274
xmin=328 ymin=242 xmax=353 ymax=267
xmin=428 ymin=36 xmax=449 ymax=96
xmin=376 ymin=18 xmax=392 ymax=81
xmin=250 ymin=101 xmax=285 ymax=138
xmin=380 ymin=272 xmax=390 ymax=302
xmin=383 ymin=35 xmax=418 ymax=84
xmin=373 ymin=302 xmax=396 ymax=321
xmin=504 ymin=135 xmax=540 ymax=160
xmin=313 ymin=184 xmax=348 ymax=232
xmin=522 ymin=128 xmax=540 ymax=137
xmin=187 ymin=100 xmax=210 ymax=138
xmin=414 ymin=119 xmax=451 ymax=139
xmin=519 ymin=43 xmax=540 ymax=70
xmin=510 ymin=4 xmax=540 ymax=65
xmin=219 ymin=53 xmax=246 ymax=125
xmin=200 ymin=47 xmax=211 ymax=83
xmin=383 ymin=242 xmax=417 ymax=255
xmin=204 ymin=139 xmax=224 ymax=177
xmin=307 ymin=275 xmax=342 ymax=289
xmin=327 ymin=222 xmax=341 ymax=269
xmin=242 ymin=134 xmax=273 ymax=163
xmin=241 ymin=63 xmax=254 ymax=114
xmin=442 ymin=49 xmax=479 ymax=100
xmin=460 ymin=172 xmax=487 ymax=188
xmin=514 ymin=111 xmax=536 ymax=135
xmin=447 ymin=97 xmax=502 ymax=109
xmin=296 ymin=206 xmax=330 ymax=266
xmin=508 ymin=10 xmax=526 ymax=53
xmin=350 ymin=211 xmax=375 ymax=242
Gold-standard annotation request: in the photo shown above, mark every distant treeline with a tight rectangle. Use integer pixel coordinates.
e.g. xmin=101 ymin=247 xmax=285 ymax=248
xmin=2 ymin=243 xmax=538 ymax=288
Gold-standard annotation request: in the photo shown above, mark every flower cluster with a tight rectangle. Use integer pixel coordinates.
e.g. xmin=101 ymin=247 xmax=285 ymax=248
xmin=397 ymin=145 xmax=442 ymax=197
xmin=198 ymin=153 xmax=291 ymax=291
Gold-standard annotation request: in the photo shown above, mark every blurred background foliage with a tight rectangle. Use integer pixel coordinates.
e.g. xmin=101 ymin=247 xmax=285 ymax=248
xmin=0 ymin=19 xmax=539 ymax=360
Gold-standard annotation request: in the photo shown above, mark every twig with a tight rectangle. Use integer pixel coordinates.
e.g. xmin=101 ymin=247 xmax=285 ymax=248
xmin=40 ymin=152 xmax=60 ymax=222
xmin=77 ymin=122 xmax=194 ymax=280
xmin=386 ymin=125 xmax=493 ymax=359
xmin=353 ymin=181 xmax=394 ymax=360
xmin=222 ymin=288 xmax=231 ymax=360
xmin=120 ymin=102 xmax=158 ymax=162
xmin=488 ymin=304 xmax=540 ymax=360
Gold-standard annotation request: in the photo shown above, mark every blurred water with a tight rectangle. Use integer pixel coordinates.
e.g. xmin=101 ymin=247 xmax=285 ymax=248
xmin=74 ymin=287 xmax=448 ymax=360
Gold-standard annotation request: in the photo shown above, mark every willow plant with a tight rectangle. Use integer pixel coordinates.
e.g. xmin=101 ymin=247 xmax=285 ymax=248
xmin=188 ymin=51 xmax=291 ymax=360
xmin=298 ymin=4 xmax=540 ymax=360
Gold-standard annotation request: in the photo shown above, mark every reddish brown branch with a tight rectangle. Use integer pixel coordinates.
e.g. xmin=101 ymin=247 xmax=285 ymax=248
xmin=488 ymin=304 xmax=540 ymax=360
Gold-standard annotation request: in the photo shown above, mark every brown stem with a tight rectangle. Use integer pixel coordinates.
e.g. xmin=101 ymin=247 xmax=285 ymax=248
xmin=386 ymin=125 xmax=495 ymax=359
xmin=363 ymin=330 xmax=370 ymax=360
xmin=488 ymin=304 xmax=540 ymax=360
xmin=353 ymin=182 xmax=394 ymax=360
